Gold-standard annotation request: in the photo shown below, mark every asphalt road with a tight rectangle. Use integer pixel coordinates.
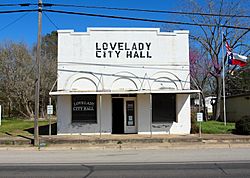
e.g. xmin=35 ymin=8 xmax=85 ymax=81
xmin=0 ymin=147 xmax=250 ymax=177
xmin=1 ymin=162 xmax=250 ymax=178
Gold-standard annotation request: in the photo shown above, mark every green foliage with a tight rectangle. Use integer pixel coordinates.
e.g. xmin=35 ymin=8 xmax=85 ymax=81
xmin=235 ymin=116 xmax=250 ymax=135
xmin=226 ymin=62 xmax=250 ymax=96
xmin=201 ymin=121 xmax=235 ymax=134
xmin=0 ymin=118 xmax=50 ymax=137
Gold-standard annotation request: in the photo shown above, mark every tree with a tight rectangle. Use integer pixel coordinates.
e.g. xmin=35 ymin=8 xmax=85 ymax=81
xmin=226 ymin=61 xmax=250 ymax=95
xmin=190 ymin=48 xmax=213 ymax=120
xmin=0 ymin=42 xmax=35 ymax=118
xmin=185 ymin=0 xmax=249 ymax=120
xmin=37 ymin=31 xmax=58 ymax=117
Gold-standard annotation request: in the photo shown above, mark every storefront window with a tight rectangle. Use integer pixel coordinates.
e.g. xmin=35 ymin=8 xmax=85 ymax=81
xmin=72 ymin=95 xmax=97 ymax=123
xmin=152 ymin=94 xmax=176 ymax=123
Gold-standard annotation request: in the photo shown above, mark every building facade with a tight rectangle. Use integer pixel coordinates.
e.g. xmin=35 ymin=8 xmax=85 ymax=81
xmin=222 ymin=94 xmax=250 ymax=122
xmin=50 ymin=28 xmax=199 ymax=135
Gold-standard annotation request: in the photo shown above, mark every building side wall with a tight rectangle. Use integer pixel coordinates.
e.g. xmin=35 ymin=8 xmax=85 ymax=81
xmin=57 ymin=95 xmax=112 ymax=135
xmin=56 ymin=28 xmax=192 ymax=135
xmin=226 ymin=95 xmax=250 ymax=122
xmin=57 ymin=94 xmax=191 ymax=135
xmin=57 ymin=28 xmax=190 ymax=93
xmin=137 ymin=94 xmax=151 ymax=133
xmin=100 ymin=95 xmax=112 ymax=133
xmin=170 ymin=94 xmax=190 ymax=134
xmin=137 ymin=94 xmax=191 ymax=134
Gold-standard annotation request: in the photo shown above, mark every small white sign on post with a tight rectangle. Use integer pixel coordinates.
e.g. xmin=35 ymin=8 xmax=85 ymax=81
xmin=197 ymin=112 xmax=203 ymax=122
xmin=197 ymin=112 xmax=203 ymax=138
xmin=47 ymin=105 xmax=53 ymax=115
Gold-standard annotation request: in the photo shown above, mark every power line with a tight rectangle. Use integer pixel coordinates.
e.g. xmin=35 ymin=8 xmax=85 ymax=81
xmin=0 ymin=12 xmax=30 ymax=32
xmin=1 ymin=3 xmax=249 ymax=18
xmin=0 ymin=5 xmax=249 ymax=30
xmin=0 ymin=9 xmax=36 ymax=14
xmin=44 ymin=9 xmax=250 ymax=30
xmin=0 ymin=3 xmax=28 ymax=7
xmin=44 ymin=12 xmax=59 ymax=29
xmin=42 ymin=3 xmax=250 ymax=18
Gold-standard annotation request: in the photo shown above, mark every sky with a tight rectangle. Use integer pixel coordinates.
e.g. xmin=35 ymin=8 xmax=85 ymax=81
xmin=0 ymin=0 xmax=189 ymax=47
xmin=0 ymin=0 xmax=249 ymax=47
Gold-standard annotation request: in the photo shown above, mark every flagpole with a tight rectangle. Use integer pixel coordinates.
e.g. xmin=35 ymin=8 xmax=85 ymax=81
xmin=222 ymin=31 xmax=227 ymax=126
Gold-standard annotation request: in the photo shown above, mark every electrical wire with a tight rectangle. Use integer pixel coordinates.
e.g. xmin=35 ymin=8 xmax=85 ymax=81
xmin=0 ymin=4 xmax=249 ymax=30
xmin=43 ymin=9 xmax=250 ymax=30
xmin=0 ymin=9 xmax=36 ymax=14
xmin=44 ymin=12 xmax=59 ymax=29
xmin=42 ymin=3 xmax=250 ymax=18
xmin=0 ymin=12 xmax=30 ymax=32
xmin=1 ymin=3 xmax=249 ymax=18
xmin=0 ymin=3 xmax=30 ymax=7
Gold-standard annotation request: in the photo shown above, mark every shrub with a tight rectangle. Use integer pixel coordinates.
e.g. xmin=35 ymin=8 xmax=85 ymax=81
xmin=235 ymin=116 xmax=250 ymax=135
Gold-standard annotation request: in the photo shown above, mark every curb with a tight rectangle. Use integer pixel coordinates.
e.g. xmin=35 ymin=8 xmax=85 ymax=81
xmin=0 ymin=138 xmax=31 ymax=145
xmin=0 ymin=135 xmax=250 ymax=147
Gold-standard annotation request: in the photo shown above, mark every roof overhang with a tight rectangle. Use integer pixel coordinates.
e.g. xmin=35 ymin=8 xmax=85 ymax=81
xmin=50 ymin=90 xmax=201 ymax=96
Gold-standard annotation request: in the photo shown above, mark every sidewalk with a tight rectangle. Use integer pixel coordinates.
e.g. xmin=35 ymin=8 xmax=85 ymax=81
xmin=1 ymin=134 xmax=250 ymax=148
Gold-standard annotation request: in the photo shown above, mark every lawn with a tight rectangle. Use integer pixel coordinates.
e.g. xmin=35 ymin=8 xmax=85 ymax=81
xmin=0 ymin=118 xmax=55 ymax=137
xmin=0 ymin=118 xmax=235 ymax=136
xmin=201 ymin=121 xmax=235 ymax=134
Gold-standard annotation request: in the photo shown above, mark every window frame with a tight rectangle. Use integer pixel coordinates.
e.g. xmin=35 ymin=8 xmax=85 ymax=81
xmin=71 ymin=94 xmax=97 ymax=124
xmin=152 ymin=93 xmax=176 ymax=123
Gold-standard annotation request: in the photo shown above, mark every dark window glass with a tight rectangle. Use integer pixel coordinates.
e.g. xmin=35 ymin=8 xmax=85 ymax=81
xmin=152 ymin=94 xmax=176 ymax=123
xmin=72 ymin=95 xmax=97 ymax=123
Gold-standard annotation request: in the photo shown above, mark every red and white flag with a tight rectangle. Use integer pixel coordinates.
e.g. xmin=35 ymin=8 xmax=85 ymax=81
xmin=224 ymin=35 xmax=248 ymax=67
xmin=223 ymin=35 xmax=232 ymax=54
xmin=228 ymin=53 xmax=247 ymax=67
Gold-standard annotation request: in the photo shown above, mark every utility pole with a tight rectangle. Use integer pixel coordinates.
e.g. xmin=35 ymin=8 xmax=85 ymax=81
xmin=34 ymin=0 xmax=42 ymax=146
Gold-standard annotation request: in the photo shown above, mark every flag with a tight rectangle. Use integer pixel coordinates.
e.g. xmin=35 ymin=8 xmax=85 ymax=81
xmin=224 ymin=35 xmax=248 ymax=67
xmin=223 ymin=35 xmax=232 ymax=54
xmin=228 ymin=52 xmax=247 ymax=67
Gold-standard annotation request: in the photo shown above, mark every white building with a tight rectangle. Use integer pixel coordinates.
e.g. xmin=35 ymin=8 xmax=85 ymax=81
xmin=193 ymin=96 xmax=216 ymax=114
xmin=50 ymin=28 xmax=199 ymax=135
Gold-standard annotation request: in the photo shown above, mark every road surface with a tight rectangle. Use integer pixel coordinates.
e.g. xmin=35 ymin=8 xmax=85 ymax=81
xmin=0 ymin=147 xmax=250 ymax=177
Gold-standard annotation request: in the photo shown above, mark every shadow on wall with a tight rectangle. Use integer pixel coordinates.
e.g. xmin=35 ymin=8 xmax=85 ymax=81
xmin=25 ymin=123 xmax=57 ymax=135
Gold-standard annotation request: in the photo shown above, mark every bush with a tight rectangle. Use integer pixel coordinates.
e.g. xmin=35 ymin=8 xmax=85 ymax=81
xmin=235 ymin=116 xmax=250 ymax=135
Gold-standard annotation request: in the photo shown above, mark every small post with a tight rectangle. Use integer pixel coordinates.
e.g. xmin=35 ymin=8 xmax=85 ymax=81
xmin=99 ymin=95 xmax=102 ymax=138
xmin=49 ymin=97 xmax=52 ymax=136
xmin=197 ymin=112 xmax=203 ymax=138
xmin=222 ymin=31 xmax=227 ymax=126
xmin=47 ymin=98 xmax=53 ymax=136
xmin=149 ymin=94 xmax=152 ymax=138
xmin=199 ymin=122 xmax=201 ymax=138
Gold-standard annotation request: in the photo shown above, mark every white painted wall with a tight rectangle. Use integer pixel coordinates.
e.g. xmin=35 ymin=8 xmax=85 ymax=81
xmin=170 ymin=94 xmax=191 ymax=134
xmin=58 ymin=94 xmax=191 ymax=135
xmin=57 ymin=95 xmax=112 ymax=135
xmin=136 ymin=94 xmax=191 ymax=135
xmin=57 ymin=28 xmax=190 ymax=93
xmin=56 ymin=28 xmax=192 ymax=135
xmin=137 ymin=94 xmax=151 ymax=133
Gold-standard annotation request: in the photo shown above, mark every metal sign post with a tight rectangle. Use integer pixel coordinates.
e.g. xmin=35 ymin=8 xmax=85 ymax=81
xmin=47 ymin=100 xmax=53 ymax=136
xmin=197 ymin=112 xmax=203 ymax=138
